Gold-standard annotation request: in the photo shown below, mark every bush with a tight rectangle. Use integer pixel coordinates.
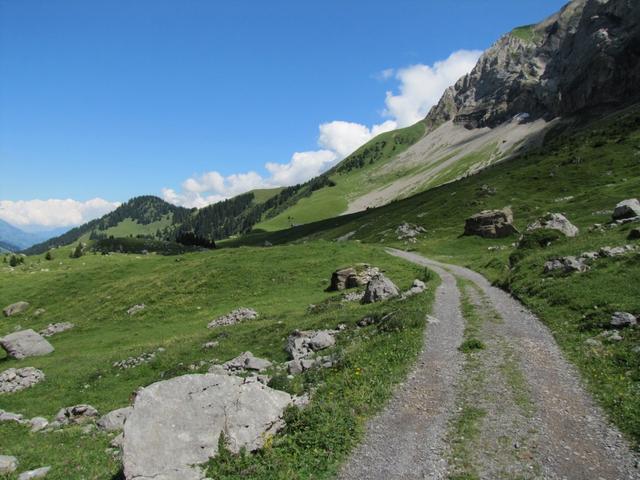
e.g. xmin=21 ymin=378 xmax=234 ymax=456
xmin=45 ymin=250 xmax=54 ymax=261
xmin=9 ymin=255 xmax=24 ymax=267
xmin=70 ymin=243 xmax=84 ymax=258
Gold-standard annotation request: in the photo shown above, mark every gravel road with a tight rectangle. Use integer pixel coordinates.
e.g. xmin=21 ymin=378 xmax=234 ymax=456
xmin=338 ymin=248 xmax=640 ymax=480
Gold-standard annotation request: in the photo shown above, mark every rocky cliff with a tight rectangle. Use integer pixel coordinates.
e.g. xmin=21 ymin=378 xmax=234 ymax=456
xmin=426 ymin=0 xmax=640 ymax=129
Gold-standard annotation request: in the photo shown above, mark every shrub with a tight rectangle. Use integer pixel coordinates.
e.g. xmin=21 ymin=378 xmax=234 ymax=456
xmin=8 ymin=255 xmax=24 ymax=267
xmin=459 ymin=338 xmax=485 ymax=352
xmin=45 ymin=250 xmax=54 ymax=261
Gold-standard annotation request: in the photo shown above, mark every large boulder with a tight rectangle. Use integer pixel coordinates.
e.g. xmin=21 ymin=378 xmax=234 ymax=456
xmin=362 ymin=274 xmax=400 ymax=304
xmin=0 ymin=330 xmax=54 ymax=360
xmin=613 ymin=198 xmax=640 ymax=220
xmin=464 ymin=207 xmax=518 ymax=238
xmin=0 ymin=367 xmax=45 ymax=394
xmin=526 ymin=213 xmax=579 ymax=237
xmin=122 ymin=374 xmax=293 ymax=480
xmin=610 ymin=312 xmax=637 ymax=329
xmin=207 ymin=307 xmax=258 ymax=328
xmin=3 ymin=301 xmax=29 ymax=317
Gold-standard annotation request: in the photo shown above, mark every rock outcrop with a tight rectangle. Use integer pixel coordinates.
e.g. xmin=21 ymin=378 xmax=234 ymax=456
xmin=464 ymin=208 xmax=518 ymax=239
xmin=285 ymin=330 xmax=336 ymax=361
xmin=527 ymin=213 xmax=579 ymax=237
xmin=3 ymin=301 xmax=29 ymax=317
xmin=544 ymin=256 xmax=590 ymax=274
xmin=0 ymin=367 xmax=45 ymax=394
xmin=425 ymin=0 xmax=640 ymax=130
xmin=0 ymin=330 xmax=54 ymax=360
xmin=122 ymin=373 xmax=293 ymax=480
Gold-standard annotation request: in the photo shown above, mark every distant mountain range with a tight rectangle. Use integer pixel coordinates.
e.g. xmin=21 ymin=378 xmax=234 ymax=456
xmin=0 ymin=219 xmax=68 ymax=252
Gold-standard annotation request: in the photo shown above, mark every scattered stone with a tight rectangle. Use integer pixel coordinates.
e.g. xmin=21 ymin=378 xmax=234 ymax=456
xmin=222 ymin=352 xmax=272 ymax=373
xmin=610 ymin=312 xmax=637 ymax=329
xmin=3 ymin=301 xmax=29 ymax=317
xmin=0 ymin=330 xmax=54 ymax=359
xmin=362 ymin=274 xmax=400 ymax=303
xmin=342 ymin=291 xmax=365 ymax=302
xmin=263 ymin=240 xmax=273 ymax=247
xmin=0 ymin=410 xmax=24 ymax=423
xmin=402 ymin=279 xmax=426 ymax=298
xmin=612 ymin=198 xmax=640 ymax=220
xmin=122 ymin=373 xmax=294 ymax=480
xmin=580 ymin=251 xmax=600 ymax=261
xmin=207 ymin=307 xmax=258 ymax=328
xmin=39 ymin=322 xmax=74 ymax=337
xmin=126 ymin=304 xmax=145 ymax=315
xmin=97 ymin=407 xmax=133 ymax=432
xmin=526 ymin=212 xmax=579 ymax=237
xmin=33 ymin=308 xmax=46 ymax=317
xmin=426 ymin=315 xmax=440 ymax=324
xmin=357 ymin=316 xmax=376 ymax=327
xmin=0 ymin=367 xmax=45 ymax=394
xmin=543 ymin=256 xmax=589 ymax=274
xmin=599 ymin=245 xmax=635 ymax=257
xmin=0 ymin=455 xmax=18 ymax=474
xmin=584 ymin=338 xmax=601 ymax=347
xmin=395 ymin=222 xmax=426 ymax=241
xmin=28 ymin=417 xmax=49 ymax=432
xmin=285 ymin=330 xmax=337 ymax=360
xmin=464 ymin=207 xmax=518 ymax=238
xmin=600 ymin=330 xmax=623 ymax=342
xmin=336 ymin=231 xmax=356 ymax=242
xmin=286 ymin=355 xmax=335 ymax=374
xmin=113 ymin=351 xmax=159 ymax=370
xmin=18 ymin=466 xmax=51 ymax=479
xmin=54 ymin=404 xmax=99 ymax=425
xmin=202 ymin=341 xmax=219 ymax=349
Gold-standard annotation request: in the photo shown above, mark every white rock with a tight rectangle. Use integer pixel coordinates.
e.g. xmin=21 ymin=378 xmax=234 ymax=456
xmin=0 ymin=330 xmax=54 ymax=359
xmin=97 ymin=407 xmax=133 ymax=432
xmin=0 ymin=455 xmax=18 ymax=474
xmin=18 ymin=466 xmax=51 ymax=479
xmin=122 ymin=373 xmax=293 ymax=480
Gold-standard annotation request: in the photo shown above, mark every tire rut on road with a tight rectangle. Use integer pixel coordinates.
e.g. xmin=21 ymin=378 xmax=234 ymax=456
xmin=386 ymin=249 xmax=640 ymax=480
xmin=338 ymin=261 xmax=465 ymax=480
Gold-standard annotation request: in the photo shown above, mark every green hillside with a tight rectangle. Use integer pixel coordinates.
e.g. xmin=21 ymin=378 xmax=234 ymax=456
xmin=227 ymin=104 xmax=640 ymax=445
xmin=1 ymin=241 xmax=433 ymax=479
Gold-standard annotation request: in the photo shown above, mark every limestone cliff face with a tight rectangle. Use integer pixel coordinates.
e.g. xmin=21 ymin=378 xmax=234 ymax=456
xmin=426 ymin=0 xmax=640 ymax=129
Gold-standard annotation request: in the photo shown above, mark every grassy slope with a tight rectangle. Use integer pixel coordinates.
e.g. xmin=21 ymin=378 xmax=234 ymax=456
xmin=0 ymin=242 xmax=434 ymax=479
xmin=255 ymin=122 xmax=426 ymax=231
xmin=229 ymin=105 xmax=640 ymax=446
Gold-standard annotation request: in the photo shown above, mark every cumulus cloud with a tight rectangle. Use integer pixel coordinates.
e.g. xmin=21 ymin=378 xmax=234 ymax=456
xmin=0 ymin=198 xmax=120 ymax=229
xmin=156 ymin=49 xmax=481 ymax=208
xmin=384 ymin=49 xmax=482 ymax=127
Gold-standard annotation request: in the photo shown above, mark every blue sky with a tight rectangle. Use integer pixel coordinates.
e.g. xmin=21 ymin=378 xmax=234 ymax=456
xmin=0 ymin=0 xmax=567 ymax=228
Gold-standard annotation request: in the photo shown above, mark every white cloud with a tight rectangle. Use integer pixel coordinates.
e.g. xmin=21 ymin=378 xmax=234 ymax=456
xmin=384 ymin=49 xmax=482 ymax=127
xmin=156 ymin=49 xmax=480 ymax=209
xmin=0 ymin=198 xmax=120 ymax=229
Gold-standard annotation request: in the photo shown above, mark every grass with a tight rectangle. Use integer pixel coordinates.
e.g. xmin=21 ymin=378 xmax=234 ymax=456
xmin=0 ymin=241 xmax=435 ymax=479
xmin=229 ymin=104 xmax=640 ymax=447
xmin=511 ymin=25 xmax=539 ymax=44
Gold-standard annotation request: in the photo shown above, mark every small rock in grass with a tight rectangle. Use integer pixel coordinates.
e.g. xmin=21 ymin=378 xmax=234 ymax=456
xmin=610 ymin=312 xmax=637 ymax=329
xmin=3 ymin=301 xmax=29 ymax=317
xmin=39 ymin=322 xmax=74 ymax=337
xmin=202 ymin=341 xmax=219 ymax=349
xmin=55 ymin=404 xmax=99 ymax=425
xmin=0 ymin=410 xmax=24 ymax=423
xmin=362 ymin=274 xmax=400 ymax=303
xmin=612 ymin=198 xmax=640 ymax=220
xmin=18 ymin=466 xmax=51 ymax=479
xmin=126 ymin=304 xmax=146 ymax=315
xmin=584 ymin=338 xmax=601 ymax=347
xmin=0 ymin=455 xmax=18 ymax=474
xmin=29 ymin=417 xmax=49 ymax=432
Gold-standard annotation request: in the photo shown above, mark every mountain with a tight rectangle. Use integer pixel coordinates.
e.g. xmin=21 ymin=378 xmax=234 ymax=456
xmin=0 ymin=219 xmax=59 ymax=251
xmin=250 ymin=0 xmax=640 ymax=224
